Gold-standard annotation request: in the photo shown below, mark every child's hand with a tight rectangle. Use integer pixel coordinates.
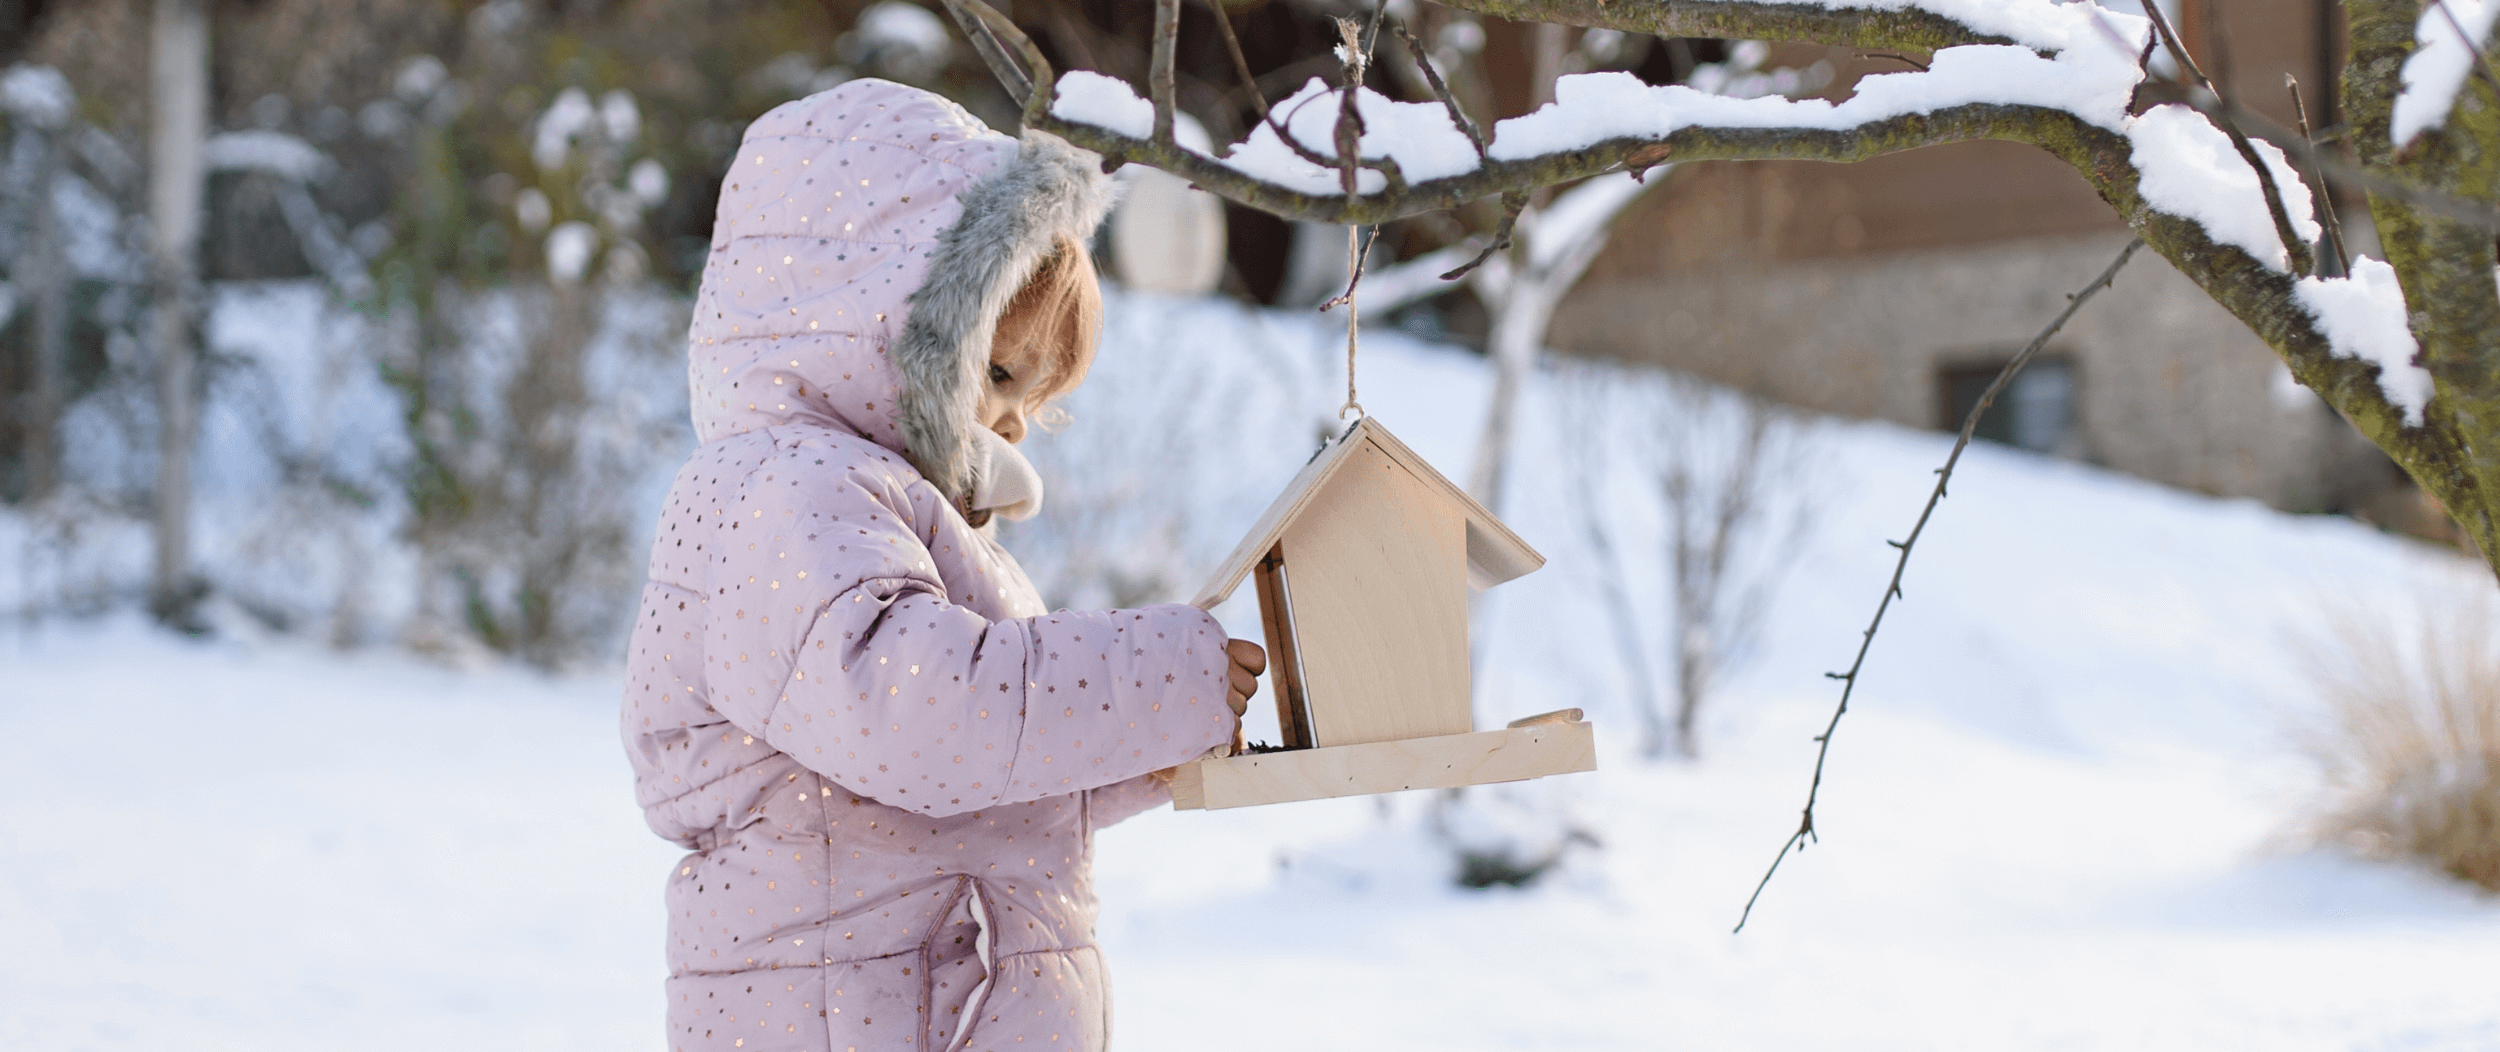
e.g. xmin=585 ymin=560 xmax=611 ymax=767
xmin=1225 ymin=639 xmax=1264 ymax=754
xmin=1224 ymin=639 xmax=1265 ymax=712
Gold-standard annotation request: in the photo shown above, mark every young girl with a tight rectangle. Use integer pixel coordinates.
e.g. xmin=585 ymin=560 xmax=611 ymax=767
xmin=623 ymin=80 xmax=1264 ymax=1052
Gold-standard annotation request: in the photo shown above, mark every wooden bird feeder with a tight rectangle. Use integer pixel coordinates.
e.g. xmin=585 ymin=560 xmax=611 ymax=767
xmin=1170 ymin=416 xmax=1597 ymax=810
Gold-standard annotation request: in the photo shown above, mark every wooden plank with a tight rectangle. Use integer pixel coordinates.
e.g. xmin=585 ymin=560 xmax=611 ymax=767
xmin=1168 ymin=722 xmax=1598 ymax=810
xmin=1252 ymin=548 xmax=1313 ymax=750
xmin=1190 ymin=417 xmax=1548 ymax=610
xmin=1352 ymin=420 xmax=1546 ymax=590
xmin=1506 ymin=707 xmax=1583 ymax=728
xmin=1282 ymin=438 xmax=1474 ymax=747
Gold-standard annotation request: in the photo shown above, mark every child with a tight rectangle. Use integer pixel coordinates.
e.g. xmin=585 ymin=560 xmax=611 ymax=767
xmin=623 ymin=79 xmax=1264 ymax=1052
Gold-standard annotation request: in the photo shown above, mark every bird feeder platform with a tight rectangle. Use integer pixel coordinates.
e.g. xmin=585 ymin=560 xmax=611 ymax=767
xmin=1172 ymin=416 xmax=1597 ymax=810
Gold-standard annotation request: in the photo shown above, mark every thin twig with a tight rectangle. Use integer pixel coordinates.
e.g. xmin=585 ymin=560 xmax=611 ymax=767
xmin=1041 ymin=0 xmax=1102 ymax=73
xmin=1854 ymin=50 xmax=1929 ymax=73
xmin=1392 ymin=20 xmax=1487 ymax=159
xmin=1197 ymin=13 xmax=1401 ymax=187
xmin=1151 ymin=0 xmax=1181 ymax=144
xmin=2142 ymin=0 xmax=2313 ymax=275
xmin=2198 ymin=0 xmax=2238 ymax=102
xmin=1201 ymin=0 xmax=1272 ymax=125
xmin=2286 ymin=74 xmax=2349 ymax=275
xmin=1733 ymin=237 xmax=2145 ymax=934
xmin=936 ymin=0 xmax=1056 ymax=124
xmin=1319 ymin=225 xmax=1381 ymax=312
xmin=1441 ymin=191 xmax=1528 ymax=280
xmin=942 ymin=0 xmax=1036 ymax=106
xmin=2150 ymin=75 xmax=2500 ymax=234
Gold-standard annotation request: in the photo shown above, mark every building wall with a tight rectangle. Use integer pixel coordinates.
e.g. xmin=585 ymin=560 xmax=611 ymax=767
xmin=1546 ymin=3 xmax=2393 ymax=519
xmin=1552 ymin=227 xmax=2384 ymax=512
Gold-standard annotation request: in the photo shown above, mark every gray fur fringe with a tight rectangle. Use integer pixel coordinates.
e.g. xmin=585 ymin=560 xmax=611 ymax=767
xmin=894 ymin=131 xmax=1116 ymax=505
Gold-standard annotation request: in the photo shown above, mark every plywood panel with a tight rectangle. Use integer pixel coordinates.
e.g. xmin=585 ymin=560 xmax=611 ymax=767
xmin=1356 ymin=421 xmax=1543 ymax=590
xmin=1253 ymin=548 xmax=1314 ymax=750
xmin=1191 ymin=417 xmax=1545 ymax=609
xmin=1280 ymin=438 xmax=1473 ymax=747
xmin=1190 ymin=419 xmax=1366 ymax=610
xmin=1167 ymin=722 xmax=1599 ymax=810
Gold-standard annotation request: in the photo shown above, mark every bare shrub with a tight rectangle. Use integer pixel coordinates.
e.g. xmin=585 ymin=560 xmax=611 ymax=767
xmin=1560 ymin=363 xmax=1814 ymax=759
xmin=397 ymin=283 xmax=688 ymax=666
xmin=2297 ymin=584 xmax=2500 ymax=890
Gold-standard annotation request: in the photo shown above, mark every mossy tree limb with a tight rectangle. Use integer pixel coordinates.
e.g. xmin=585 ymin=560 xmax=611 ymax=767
xmin=971 ymin=0 xmax=2500 ymax=578
xmin=2342 ymin=0 xmax=2500 ymax=572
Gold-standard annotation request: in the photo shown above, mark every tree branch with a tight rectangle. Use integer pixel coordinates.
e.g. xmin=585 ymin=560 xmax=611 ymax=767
xmin=943 ymin=0 xmax=1038 ymax=108
xmin=962 ymin=0 xmax=2496 ymax=573
xmin=1151 ymin=0 xmax=1180 ymax=144
xmin=2342 ymin=0 xmax=2500 ymax=571
xmin=2286 ymin=74 xmax=2349 ymax=274
xmin=1201 ymin=0 xmax=1272 ymax=126
xmin=938 ymin=0 xmax=1056 ymax=125
xmin=2154 ymin=82 xmax=2500 ymax=233
xmin=1392 ymin=19 xmax=1487 ymax=160
xmin=1030 ymin=100 xmax=2049 ymax=224
xmin=1426 ymin=0 xmax=2012 ymax=52
xmin=1734 ymin=238 xmax=2145 ymax=933
xmin=2141 ymin=0 xmax=2314 ymax=275
xmin=1026 ymin=92 xmax=2425 ymax=449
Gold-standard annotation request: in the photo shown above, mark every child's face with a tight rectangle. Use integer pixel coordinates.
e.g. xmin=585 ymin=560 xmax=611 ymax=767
xmin=976 ymin=312 xmax=1088 ymax=445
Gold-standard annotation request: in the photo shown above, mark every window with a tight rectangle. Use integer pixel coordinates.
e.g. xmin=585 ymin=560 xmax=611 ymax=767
xmin=1938 ymin=357 xmax=2078 ymax=455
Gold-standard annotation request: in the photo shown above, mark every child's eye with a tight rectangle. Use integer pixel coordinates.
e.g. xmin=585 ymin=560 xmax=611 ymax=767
xmin=989 ymin=364 xmax=1013 ymax=385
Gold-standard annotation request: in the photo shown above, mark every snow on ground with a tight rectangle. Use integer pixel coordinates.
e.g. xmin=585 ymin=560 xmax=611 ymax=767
xmin=4 ymin=292 xmax=2496 ymax=1050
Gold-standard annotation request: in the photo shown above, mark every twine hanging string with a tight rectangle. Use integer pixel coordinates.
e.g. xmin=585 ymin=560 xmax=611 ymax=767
xmin=1339 ymin=227 xmax=1371 ymax=418
xmin=1316 ymin=10 xmax=1385 ymax=422
xmin=1320 ymin=226 xmax=1379 ymax=419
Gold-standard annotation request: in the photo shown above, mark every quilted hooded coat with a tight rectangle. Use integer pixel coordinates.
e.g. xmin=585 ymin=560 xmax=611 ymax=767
xmin=623 ymin=80 xmax=1240 ymax=1052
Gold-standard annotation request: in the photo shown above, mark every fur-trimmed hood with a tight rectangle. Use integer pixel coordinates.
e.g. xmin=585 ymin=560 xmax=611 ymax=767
xmin=685 ymin=79 xmax=1114 ymax=501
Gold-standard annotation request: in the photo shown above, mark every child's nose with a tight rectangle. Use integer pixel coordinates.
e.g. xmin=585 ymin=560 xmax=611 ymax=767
xmin=994 ymin=414 xmax=1026 ymax=444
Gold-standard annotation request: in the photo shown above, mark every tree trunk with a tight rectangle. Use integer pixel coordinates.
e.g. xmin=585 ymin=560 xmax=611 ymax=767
xmin=1467 ymin=277 xmax=1550 ymax=514
xmin=25 ymin=127 xmax=68 ymax=503
xmin=148 ymin=0 xmax=209 ymax=628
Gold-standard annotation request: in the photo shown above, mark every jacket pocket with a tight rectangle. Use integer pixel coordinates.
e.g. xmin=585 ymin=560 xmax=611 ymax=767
xmin=931 ymin=875 xmax=996 ymax=1052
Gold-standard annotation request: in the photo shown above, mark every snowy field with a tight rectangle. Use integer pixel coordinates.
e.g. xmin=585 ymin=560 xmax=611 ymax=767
xmin=4 ymin=291 xmax=2497 ymax=1050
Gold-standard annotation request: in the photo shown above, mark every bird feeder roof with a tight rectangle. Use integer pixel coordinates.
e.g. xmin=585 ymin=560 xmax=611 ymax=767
xmin=1191 ymin=416 xmax=1545 ymax=610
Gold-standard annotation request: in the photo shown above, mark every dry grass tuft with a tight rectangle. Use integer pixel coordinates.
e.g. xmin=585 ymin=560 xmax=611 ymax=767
xmin=2298 ymin=585 xmax=2500 ymax=891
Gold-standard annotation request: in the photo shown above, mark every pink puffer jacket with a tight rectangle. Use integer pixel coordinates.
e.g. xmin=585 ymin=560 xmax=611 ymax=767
xmin=622 ymin=80 xmax=1238 ymax=1052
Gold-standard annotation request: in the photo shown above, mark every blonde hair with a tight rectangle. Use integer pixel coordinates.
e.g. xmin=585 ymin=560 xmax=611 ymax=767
xmin=994 ymin=233 xmax=1103 ymax=415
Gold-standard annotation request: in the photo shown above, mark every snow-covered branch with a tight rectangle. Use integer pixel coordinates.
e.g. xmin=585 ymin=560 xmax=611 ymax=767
xmin=1430 ymin=0 xmax=2022 ymax=53
xmin=946 ymin=0 xmax=2500 ymax=572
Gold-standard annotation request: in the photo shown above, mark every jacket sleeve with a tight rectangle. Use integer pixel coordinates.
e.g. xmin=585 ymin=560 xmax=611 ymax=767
xmin=699 ymin=445 xmax=1237 ymax=817
xmin=1087 ymin=772 xmax=1176 ymax=828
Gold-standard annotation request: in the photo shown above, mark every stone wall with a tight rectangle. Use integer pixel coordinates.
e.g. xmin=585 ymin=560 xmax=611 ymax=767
xmin=1550 ymin=230 xmax=2393 ymax=514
